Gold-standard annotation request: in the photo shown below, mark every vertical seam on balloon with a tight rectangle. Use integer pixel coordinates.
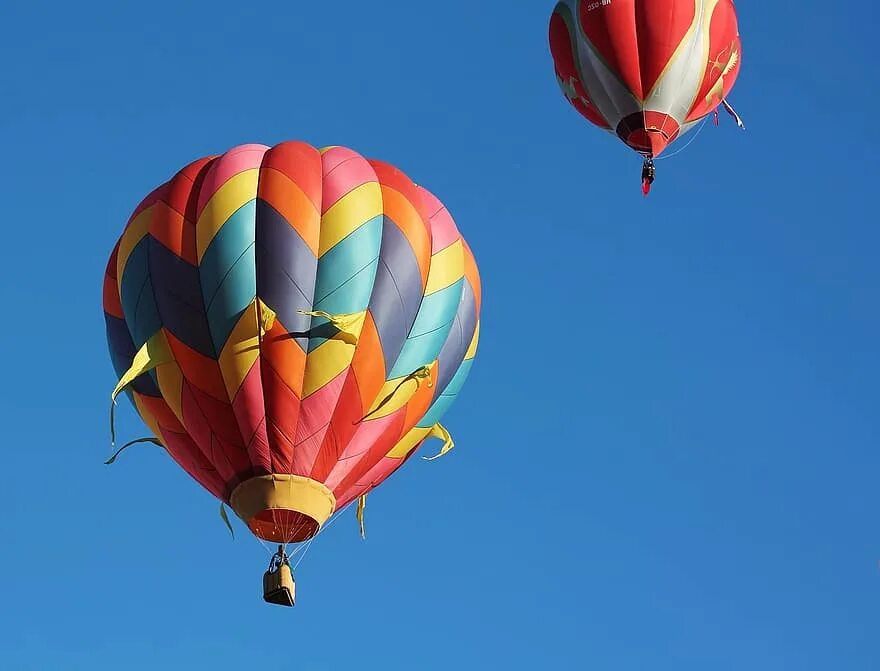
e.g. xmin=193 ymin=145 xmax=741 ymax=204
xmin=300 ymin=154 xmax=382 ymax=476
xmin=284 ymin=146 xmax=324 ymax=475
xmin=322 ymin=157 xmax=373 ymax=206
xmin=190 ymin=152 xmax=254 ymax=477
xmin=642 ymin=0 xmax=700 ymax=102
xmin=254 ymin=151 xmax=274 ymax=475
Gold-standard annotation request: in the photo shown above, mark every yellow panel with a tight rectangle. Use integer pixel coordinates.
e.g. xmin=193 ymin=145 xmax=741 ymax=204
xmin=386 ymin=426 xmax=431 ymax=459
xmin=318 ymin=182 xmax=382 ymax=257
xmin=218 ymin=301 xmax=261 ymax=400
xmin=465 ymin=320 xmax=480 ymax=360
xmin=196 ymin=168 xmax=260 ymax=262
xmin=301 ymin=312 xmax=367 ymax=397
xmin=155 ymin=358 xmax=184 ymax=424
xmin=425 ymin=239 xmax=464 ymax=295
xmin=318 ymin=145 xmax=340 ymax=154
xmin=116 ymin=206 xmax=154 ymax=292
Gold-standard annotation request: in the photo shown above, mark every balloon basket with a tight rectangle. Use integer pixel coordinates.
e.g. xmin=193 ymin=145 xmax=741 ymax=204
xmin=263 ymin=563 xmax=296 ymax=607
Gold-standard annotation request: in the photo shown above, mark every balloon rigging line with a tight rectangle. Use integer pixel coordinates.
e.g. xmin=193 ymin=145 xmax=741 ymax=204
xmin=656 ymin=117 xmax=709 ymax=161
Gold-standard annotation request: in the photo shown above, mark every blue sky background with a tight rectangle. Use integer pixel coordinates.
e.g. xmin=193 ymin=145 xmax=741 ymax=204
xmin=0 ymin=1 xmax=877 ymax=669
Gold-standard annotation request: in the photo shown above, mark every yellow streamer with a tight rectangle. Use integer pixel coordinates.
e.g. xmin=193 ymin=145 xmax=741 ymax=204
xmin=259 ymin=300 xmax=277 ymax=334
xmin=220 ymin=503 xmax=235 ymax=539
xmin=422 ymin=423 xmax=454 ymax=461
xmin=104 ymin=437 xmax=164 ymax=465
xmin=356 ymin=494 xmax=367 ymax=540
xmin=297 ymin=309 xmax=361 ymax=338
xmin=410 ymin=365 xmax=433 ymax=389
xmin=110 ymin=332 xmax=173 ymax=446
xmin=359 ymin=365 xmax=433 ymax=422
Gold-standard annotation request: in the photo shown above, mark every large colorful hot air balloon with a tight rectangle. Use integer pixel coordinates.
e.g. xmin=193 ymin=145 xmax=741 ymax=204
xmin=549 ymin=0 xmax=745 ymax=193
xmin=103 ymin=141 xmax=481 ymax=605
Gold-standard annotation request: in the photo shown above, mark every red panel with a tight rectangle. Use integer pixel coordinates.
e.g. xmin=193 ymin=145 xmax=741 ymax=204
xmin=136 ymin=394 xmax=227 ymax=499
xmin=186 ymin=381 xmax=245 ymax=450
xmin=261 ymin=357 xmax=301 ymax=474
xmin=331 ymin=409 xmax=408 ymax=498
xmin=292 ymin=368 xmax=349 ymax=474
xmin=150 ymin=159 xmax=213 ymax=265
xmin=231 ymin=359 xmax=272 ymax=473
xmin=335 ymin=447 xmax=422 ymax=509
xmin=309 ymin=371 xmax=363 ymax=483
xmin=126 ymin=182 xmax=169 ymax=227
xmin=634 ymin=1 xmax=697 ymax=95
xmin=159 ymin=428 xmax=226 ymax=499
xmin=164 ymin=330 xmax=229 ymax=402
xmin=259 ymin=141 xmax=323 ymax=211
xmin=370 ymin=160 xmax=434 ymax=286
xmin=368 ymin=160 xmax=424 ymax=210
xmin=179 ymin=380 xmax=244 ymax=483
xmin=166 ymin=157 xmax=215 ymax=215
xmin=258 ymin=142 xmax=323 ymax=254
xmin=577 ymin=1 xmax=696 ymax=100
xmin=687 ymin=1 xmax=741 ymax=121
xmin=577 ymin=0 xmax=642 ymax=98
xmin=616 ymin=111 xmax=681 ymax=156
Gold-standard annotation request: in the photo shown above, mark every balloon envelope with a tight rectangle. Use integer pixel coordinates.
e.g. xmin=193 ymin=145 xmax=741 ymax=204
xmin=104 ymin=141 xmax=481 ymax=543
xmin=549 ymin=0 xmax=742 ymax=156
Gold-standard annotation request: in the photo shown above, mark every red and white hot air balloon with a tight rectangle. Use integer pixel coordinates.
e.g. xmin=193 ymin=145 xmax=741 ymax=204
xmin=549 ymin=0 xmax=745 ymax=194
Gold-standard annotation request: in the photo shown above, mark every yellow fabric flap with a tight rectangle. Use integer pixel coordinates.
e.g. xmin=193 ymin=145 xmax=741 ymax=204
xmin=297 ymin=309 xmax=361 ymax=340
xmin=356 ymin=494 xmax=367 ymax=540
xmin=410 ymin=365 xmax=433 ymax=388
xmin=422 ymin=423 xmax=454 ymax=461
xmin=360 ymin=365 xmax=433 ymax=422
xmin=110 ymin=331 xmax=173 ymax=445
xmin=111 ymin=331 xmax=173 ymax=403
xmin=259 ymin=300 xmax=277 ymax=333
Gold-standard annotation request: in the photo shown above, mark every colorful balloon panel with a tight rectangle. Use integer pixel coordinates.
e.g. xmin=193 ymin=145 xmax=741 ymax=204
xmin=549 ymin=0 xmax=742 ymax=156
xmin=104 ymin=141 xmax=481 ymax=543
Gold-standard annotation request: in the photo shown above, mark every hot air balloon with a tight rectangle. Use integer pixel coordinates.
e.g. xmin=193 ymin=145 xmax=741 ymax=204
xmin=103 ymin=141 xmax=481 ymax=606
xmin=548 ymin=0 xmax=745 ymax=194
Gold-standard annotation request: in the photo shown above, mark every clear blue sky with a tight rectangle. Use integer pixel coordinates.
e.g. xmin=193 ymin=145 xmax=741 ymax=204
xmin=1 ymin=1 xmax=877 ymax=669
